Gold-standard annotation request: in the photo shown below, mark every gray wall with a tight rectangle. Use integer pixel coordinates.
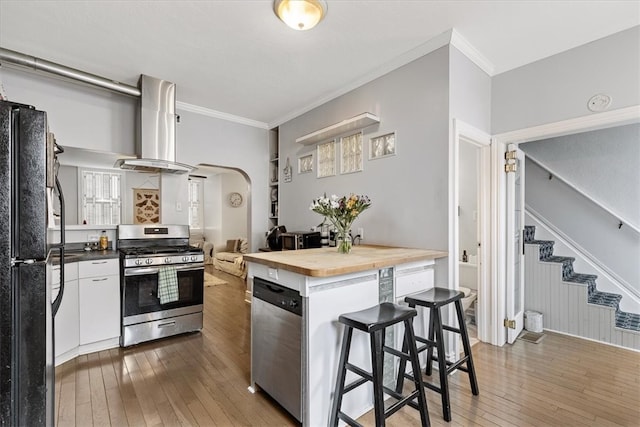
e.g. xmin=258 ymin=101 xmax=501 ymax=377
xmin=449 ymin=46 xmax=492 ymax=133
xmin=524 ymin=158 xmax=639 ymax=291
xmin=492 ymin=26 xmax=640 ymax=133
xmin=278 ymin=47 xmax=450 ymax=252
xmin=3 ymin=67 xmax=269 ymax=251
xmin=521 ymin=123 xmax=640 ymax=229
xmin=176 ymin=110 xmax=269 ymax=251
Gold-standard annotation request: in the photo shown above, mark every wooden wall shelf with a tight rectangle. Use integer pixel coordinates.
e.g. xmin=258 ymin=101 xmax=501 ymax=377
xmin=296 ymin=112 xmax=380 ymax=145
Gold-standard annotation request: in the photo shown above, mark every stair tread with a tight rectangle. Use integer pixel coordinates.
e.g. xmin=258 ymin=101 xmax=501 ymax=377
xmin=543 ymin=255 xmax=575 ymax=263
xmin=565 ymin=273 xmax=598 ymax=284
xmin=588 ymin=291 xmax=622 ymax=308
xmin=616 ymin=311 xmax=640 ymax=332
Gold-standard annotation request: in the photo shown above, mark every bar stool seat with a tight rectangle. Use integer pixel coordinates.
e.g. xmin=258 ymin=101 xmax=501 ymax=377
xmin=330 ymin=302 xmax=430 ymax=427
xmin=396 ymin=287 xmax=479 ymax=422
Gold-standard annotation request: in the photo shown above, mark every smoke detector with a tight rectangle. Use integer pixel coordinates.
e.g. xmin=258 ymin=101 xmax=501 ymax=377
xmin=587 ymin=94 xmax=612 ymax=112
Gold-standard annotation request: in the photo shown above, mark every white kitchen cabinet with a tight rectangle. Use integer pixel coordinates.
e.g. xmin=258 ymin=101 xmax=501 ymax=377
xmin=52 ymin=262 xmax=79 ymax=366
xmin=78 ymin=259 xmax=120 ymax=348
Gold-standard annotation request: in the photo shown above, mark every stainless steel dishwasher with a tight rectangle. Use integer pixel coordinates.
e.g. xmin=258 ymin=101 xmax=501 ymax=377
xmin=252 ymin=277 xmax=302 ymax=422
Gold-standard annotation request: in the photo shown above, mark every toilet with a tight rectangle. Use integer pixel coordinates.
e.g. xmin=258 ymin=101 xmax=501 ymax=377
xmin=459 ymin=286 xmax=477 ymax=313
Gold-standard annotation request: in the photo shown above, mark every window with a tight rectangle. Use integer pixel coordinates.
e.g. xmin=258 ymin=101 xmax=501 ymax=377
xmin=80 ymin=169 xmax=122 ymax=225
xmin=188 ymin=177 xmax=204 ymax=231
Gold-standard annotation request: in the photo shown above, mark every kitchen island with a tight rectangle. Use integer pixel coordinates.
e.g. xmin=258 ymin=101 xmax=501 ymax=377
xmin=244 ymin=245 xmax=447 ymax=426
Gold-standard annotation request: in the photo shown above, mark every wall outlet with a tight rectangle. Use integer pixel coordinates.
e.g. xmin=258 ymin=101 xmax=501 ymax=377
xmin=357 ymin=227 xmax=364 ymax=240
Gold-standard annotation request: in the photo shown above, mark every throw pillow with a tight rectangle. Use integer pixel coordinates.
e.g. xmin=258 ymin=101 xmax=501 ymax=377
xmin=226 ymin=239 xmax=239 ymax=253
xmin=238 ymin=238 xmax=248 ymax=254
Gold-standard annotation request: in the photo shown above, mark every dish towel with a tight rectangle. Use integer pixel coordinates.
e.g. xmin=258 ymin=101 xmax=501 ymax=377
xmin=157 ymin=266 xmax=179 ymax=304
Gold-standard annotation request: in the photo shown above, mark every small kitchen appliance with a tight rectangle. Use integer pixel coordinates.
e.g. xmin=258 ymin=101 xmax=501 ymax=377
xmin=280 ymin=231 xmax=322 ymax=250
xmin=117 ymin=224 xmax=204 ymax=347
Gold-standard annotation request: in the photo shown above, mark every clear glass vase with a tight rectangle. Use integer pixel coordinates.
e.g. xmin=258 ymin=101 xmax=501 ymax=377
xmin=335 ymin=225 xmax=352 ymax=254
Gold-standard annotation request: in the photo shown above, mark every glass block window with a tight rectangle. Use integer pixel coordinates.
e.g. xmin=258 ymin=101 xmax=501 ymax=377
xmin=317 ymin=140 xmax=336 ymax=178
xmin=340 ymin=132 xmax=363 ymax=174
xmin=188 ymin=177 xmax=204 ymax=231
xmin=80 ymin=169 xmax=122 ymax=225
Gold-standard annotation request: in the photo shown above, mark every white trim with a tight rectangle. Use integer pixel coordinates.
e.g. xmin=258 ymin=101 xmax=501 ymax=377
xmin=450 ymin=29 xmax=495 ymax=76
xmin=526 ymin=154 xmax=640 ymax=234
xmin=176 ymin=101 xmax=269 ymax=129
xmin=493 ymin=106 xmax=640 ymax=347
xmin=450 ymin=119 xmax=492 ymax=348
xmin=493 ymin=105 xmax=640 ymax=144
xmin=491 ymin=139 xmax=507 ymax=346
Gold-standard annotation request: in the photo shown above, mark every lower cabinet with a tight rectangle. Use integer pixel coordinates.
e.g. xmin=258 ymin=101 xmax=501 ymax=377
xmin=78 ymin=259 xmax=120 ymax=346
xmin=53 ymin=258 xmax=120 ymax=366
xmin=53 ymin=263 xmax=79 ymax=363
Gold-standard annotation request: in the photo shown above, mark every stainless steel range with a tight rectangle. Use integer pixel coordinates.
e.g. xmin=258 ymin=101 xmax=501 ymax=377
xmin=118 ymin=224 xmax=204 ymax=347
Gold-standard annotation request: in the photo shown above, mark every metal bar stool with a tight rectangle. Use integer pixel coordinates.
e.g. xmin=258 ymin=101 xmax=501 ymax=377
xmin=395 ymin=287 xmax=479 ymax=422
xmin=330 ymin=302 xmax=430 ymax=427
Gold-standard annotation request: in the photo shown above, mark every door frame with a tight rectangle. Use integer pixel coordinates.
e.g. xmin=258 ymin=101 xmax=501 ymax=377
xmin=492 ymin=105 xmax=639 ymax=346
xmin=449 ymin=119 xmax=492 ymax=349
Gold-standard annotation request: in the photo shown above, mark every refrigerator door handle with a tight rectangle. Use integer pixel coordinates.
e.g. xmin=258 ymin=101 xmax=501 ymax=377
xmin=52 ymin=176 xmax=66 ymax=316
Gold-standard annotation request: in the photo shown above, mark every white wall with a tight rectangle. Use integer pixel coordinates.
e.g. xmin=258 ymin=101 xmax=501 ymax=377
xmin=203 ymin=173 xmax=222 ymax=244
xmin=458 ymin=140 xmax=478 ymax=260
xmin=220 ymin=173 xmax=249 ymax=242
xmin=3 ymin=68 xmax=137 ymax=155
xmin=278 ymin=48 xmax=450 ymax=254
xmin=492 ymin=26 xmax=640 ymax=134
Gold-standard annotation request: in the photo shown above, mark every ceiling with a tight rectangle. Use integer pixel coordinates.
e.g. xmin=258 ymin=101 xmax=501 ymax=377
xmin=1 ymin=1 xmax=638 ymax=128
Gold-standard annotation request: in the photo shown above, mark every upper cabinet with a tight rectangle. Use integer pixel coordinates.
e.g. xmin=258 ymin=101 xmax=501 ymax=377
xmin=295 ymin=113 xmax=380 ymax=146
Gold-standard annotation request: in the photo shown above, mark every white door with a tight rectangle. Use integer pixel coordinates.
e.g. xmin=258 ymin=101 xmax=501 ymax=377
xmin=506 ymin=144 xmax=525 ymax=343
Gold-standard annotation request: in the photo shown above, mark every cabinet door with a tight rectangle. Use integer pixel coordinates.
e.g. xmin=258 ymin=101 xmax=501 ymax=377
xmin=79 ymin=275 xmax=120 ymax=345
xmin=54 ymin=279 xmax=79 ymax=363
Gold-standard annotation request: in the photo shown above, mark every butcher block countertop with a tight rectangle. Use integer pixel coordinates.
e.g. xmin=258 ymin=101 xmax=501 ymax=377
xmin=243 ymin=245 xmax=447 ymax=277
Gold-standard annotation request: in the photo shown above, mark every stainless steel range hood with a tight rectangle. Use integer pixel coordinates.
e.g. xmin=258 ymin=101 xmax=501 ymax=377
xmin=114 ymin=75 xmax=194 ymax=174
xmin=0 ymin=49 xmax=193 ymax=174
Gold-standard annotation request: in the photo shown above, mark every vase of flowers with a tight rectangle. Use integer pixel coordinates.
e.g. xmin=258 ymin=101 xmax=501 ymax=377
xmin=310 ymin=194 xmax=371 ymax=254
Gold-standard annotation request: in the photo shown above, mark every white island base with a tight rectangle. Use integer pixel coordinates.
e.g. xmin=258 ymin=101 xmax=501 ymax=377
xmin=244 ymin=246 xmax=447 ymax=426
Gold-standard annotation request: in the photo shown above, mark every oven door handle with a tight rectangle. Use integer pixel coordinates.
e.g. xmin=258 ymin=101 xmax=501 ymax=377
xmin=124 ymin=265 xmax=204 ymax=277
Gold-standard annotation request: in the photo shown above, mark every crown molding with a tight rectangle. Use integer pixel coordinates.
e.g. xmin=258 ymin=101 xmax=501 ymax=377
xmin=268 ymin=30 xmax=455 ymax=128
xmin=449 ymin=29 xmax=495 ymax=76
xmin=176 ymin=101 xmax=269 ymax=129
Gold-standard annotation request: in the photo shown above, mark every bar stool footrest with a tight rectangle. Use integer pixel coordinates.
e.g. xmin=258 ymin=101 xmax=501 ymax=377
xmin=337 ymin=411 xmax=364 ymax=427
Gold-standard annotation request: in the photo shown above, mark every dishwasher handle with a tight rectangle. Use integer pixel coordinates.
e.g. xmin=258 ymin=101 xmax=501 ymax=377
xmin=253 ymin=277 xmax=302 ymax=316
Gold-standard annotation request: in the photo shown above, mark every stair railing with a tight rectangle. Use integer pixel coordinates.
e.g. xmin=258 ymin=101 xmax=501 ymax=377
xmin=526 ymin=154 xmax=640 ymax=235
xmin=526 ymin=205 xmax=640 ymax=302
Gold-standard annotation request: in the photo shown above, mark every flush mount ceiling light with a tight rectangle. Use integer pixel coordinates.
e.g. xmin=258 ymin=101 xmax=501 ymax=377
xmin=273 ymin=0 xmax=327 ymax=31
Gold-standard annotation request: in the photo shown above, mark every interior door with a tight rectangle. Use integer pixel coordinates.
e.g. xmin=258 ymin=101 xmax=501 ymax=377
xmin=506 ymin=144 xmax=525 ymax=343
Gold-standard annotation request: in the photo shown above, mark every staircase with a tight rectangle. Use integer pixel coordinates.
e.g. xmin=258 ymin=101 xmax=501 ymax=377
xmin=524 ymin=225 xmax=640 ymax=350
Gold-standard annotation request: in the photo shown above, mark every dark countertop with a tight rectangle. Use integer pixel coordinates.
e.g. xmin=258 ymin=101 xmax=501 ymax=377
xmin=51 ymin=248 xmax=119 ymax=265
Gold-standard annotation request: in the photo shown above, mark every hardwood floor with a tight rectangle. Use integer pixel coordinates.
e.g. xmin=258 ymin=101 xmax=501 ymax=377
xmin=56 ymin=266 xmax=640 ymax=426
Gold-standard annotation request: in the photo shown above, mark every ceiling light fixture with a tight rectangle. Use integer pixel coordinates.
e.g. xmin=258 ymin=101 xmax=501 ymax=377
xmin=273 ymin=0 xmax=327 ymax=31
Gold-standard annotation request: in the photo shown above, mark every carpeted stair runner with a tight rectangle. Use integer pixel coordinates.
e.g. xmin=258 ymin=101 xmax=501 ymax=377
xmin=524 ymin=225 xmax=640 ymax=332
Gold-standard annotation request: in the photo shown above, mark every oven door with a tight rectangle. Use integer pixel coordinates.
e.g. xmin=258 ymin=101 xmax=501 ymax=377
xmin=122 ymin=263 xmax=204 ymax=325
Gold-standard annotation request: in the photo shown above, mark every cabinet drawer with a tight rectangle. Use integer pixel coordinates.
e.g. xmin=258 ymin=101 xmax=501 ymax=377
xmin=52 ymin=262 xmax=79 ymax=286
xmin=395 ymin=265 xmax=434 ymax=298
xmin=78 ymin=258 xmax=118 ymax=278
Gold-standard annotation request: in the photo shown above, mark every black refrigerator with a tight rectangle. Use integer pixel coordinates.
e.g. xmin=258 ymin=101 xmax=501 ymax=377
xmin=0 ymin=100 xmax=65 ymax=426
